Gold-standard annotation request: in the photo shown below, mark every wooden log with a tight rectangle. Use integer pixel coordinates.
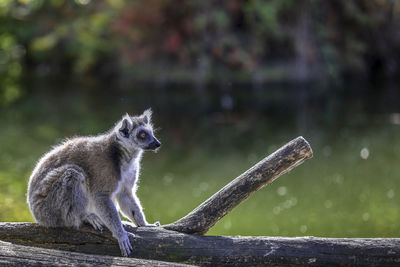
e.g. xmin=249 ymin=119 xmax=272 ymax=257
xmin=1 ymin=223 xmax=400 ymax=266
xmin=164 ymin=136 xmax=313 ymax=234
xmin=0 ymin=137 xmax=319 ymax=265
xmin=0 ymin=240 xmax=193 ymax=267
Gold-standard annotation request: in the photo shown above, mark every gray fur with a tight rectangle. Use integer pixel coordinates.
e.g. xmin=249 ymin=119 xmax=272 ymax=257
xmin=27 ymin=110 xmax=161 ymax=257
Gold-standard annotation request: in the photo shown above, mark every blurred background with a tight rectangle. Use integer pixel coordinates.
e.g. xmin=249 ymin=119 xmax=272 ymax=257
xmin=0 ymin=0 xmax=399 ymax=237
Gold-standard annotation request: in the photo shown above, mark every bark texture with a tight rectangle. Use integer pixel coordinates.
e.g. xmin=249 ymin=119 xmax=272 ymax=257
xmin=1 ymin=223 xmax=400 ymax=266
xmin=0 ymin=240 xmax=192 ymax=267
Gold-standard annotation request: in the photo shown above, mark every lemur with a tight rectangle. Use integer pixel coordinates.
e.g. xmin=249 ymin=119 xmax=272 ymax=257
xmin=27 ymin=109 xmax=160 ymax=257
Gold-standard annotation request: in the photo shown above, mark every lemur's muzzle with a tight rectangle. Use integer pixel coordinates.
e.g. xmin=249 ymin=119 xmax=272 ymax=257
xmin=146 ymin=139 xmax=161 ymax=150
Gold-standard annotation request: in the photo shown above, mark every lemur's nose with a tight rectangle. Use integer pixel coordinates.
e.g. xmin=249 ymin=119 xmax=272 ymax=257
xmin=147 ymin=139 xmax=161 ymax=150
xmin=154 ymin=140 xmax=161 ymax=148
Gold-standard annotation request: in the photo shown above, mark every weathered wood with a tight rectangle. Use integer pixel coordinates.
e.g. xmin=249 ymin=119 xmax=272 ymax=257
xmin=0 ymin=240 xmax=193 ymax=267
xmin=164 ymin=136 xmax=313 ymax=234
xmin=1 ymin=223 xmax=400 ymax=266
xmin=0 ymin=137 xmax=319 ymax=265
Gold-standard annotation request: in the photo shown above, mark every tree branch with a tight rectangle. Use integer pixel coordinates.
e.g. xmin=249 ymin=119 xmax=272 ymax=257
xmin=163 ymin=136 xmax=313 ymax=234
xmin=1 ymin=223 xmax=399 ymax=266
xmin=0 ymin=240 xmax=193 ymax=267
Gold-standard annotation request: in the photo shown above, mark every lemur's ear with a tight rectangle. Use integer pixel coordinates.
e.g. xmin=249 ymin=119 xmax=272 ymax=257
xmin=142 ymin=108 xmax=152 ymax=124
xmin=119 ymin=114 xmax=133 ymax=138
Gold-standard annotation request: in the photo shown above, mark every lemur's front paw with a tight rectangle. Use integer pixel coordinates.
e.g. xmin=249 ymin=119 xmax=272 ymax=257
xmin=118 ymin=231 xmax=133 ymax=257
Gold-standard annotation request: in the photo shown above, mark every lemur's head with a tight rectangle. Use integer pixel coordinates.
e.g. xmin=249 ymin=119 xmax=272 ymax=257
xmin=116 ymin=109 xmax=161 ymax=151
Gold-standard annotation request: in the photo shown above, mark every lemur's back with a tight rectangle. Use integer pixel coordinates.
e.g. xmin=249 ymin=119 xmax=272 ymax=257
xmin=27 ymin=134 xmax=120 ymax=217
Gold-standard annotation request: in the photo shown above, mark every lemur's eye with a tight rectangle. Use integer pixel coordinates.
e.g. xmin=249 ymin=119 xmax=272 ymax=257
xmin=140 ymin=132 xmax=147 ymax=138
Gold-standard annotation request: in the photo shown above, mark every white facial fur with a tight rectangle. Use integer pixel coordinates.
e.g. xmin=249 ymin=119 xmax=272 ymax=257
xmin=116 ymin=111 xmax=160 ymax=153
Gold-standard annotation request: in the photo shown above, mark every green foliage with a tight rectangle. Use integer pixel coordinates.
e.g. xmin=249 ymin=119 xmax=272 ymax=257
xmin=0 ymin=33 xmax=23 ymax=105
xmin=0 ymin=0 xmax=399 ymax=106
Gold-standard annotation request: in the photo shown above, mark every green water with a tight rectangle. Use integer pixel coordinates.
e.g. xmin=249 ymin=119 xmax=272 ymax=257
xmin=0 ymin=106 xmax=399 ymax=238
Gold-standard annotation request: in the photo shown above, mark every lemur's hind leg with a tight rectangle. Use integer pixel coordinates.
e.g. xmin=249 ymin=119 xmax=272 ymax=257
xmin=33 ymin=165 xmax=88 ymax=228
xmin=83 ymin=213 xmax=104 ymax=231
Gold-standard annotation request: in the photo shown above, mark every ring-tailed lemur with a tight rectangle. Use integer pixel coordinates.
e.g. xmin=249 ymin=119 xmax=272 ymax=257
xmin=27 ymin=109 xmax=160 ymax=257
